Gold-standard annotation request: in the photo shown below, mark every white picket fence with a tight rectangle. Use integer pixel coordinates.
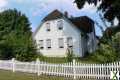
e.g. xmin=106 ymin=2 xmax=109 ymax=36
xmin=0 ymin=58 xmax=119 ymax=80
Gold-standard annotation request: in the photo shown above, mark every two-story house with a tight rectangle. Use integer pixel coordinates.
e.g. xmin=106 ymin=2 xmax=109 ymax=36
xmin=33 ymin=9 xmax=97 ymax=57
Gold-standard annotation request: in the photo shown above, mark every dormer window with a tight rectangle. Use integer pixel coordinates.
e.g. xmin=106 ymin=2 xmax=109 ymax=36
xmin=46 ymin=23 xmax=50 ymax=31
xmin=57 ymin=20 xmax=63 ymax=30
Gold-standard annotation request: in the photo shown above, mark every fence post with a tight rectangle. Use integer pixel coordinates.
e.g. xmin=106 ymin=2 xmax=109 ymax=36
xmin=36 ymin=58 xmax=40 ymax=76
xmin=73 ymin=59 xmax=76 ymax=80
xmin=12 ymin=58 xmax=15 ymax=72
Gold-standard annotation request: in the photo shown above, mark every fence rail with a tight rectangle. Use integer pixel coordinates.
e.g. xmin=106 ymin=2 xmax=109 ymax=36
xmin=0 ymin=58 xmax=119 ymax=80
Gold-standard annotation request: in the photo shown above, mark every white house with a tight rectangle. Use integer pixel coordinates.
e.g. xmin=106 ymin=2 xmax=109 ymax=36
xmin=33 ymin=10 xmax=97 ymax=57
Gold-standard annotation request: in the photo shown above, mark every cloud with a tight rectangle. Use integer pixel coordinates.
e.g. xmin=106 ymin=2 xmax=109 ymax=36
xmin=16 ymin=0 xmax=24 ymax=3
xmin=30 ymin=0 xmax=71 ymax=16
xmin=0 ymin=0 xmax=8 ymax=12
xmin=31 ymin=0 xmax=99 ymax=17
xmin=32 ymin=2 xmax=48 ymax=16
xmin=11 ymin=0 xmax=29 ymax=4
xmin=80 ymin=1 xmax=101 ymax=13
xmin=114 ymin=18 xmax=119 ymax=26
xmin=0 ymin=0 xmax=8 ymax=8
xmin=80 ymin=3 xmax=97 ymax=13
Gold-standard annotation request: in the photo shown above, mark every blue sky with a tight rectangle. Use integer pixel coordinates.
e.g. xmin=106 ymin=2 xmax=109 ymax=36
xmin=0 ymin=0 xmax=117 ymax=36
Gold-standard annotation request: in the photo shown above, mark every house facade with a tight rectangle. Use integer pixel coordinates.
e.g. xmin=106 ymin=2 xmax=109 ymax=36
xmin=33 ymin=10 xmax=97 ymax=57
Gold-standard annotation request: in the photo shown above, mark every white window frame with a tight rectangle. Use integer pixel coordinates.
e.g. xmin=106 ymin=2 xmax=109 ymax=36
xmin=58 ymin=38 xmax=64 ymax=48
xmin=39 ymin=40 xmax=44 ymax=49
xmin=67 ymin=37 xmax=73 ymax=48
xmin=46 ymin=39 xmax=51 ymax=49
xmin=46 ymin=22 xmax=50 ymax=31
xmin=57 ymin=20 xmax=63 ymax=30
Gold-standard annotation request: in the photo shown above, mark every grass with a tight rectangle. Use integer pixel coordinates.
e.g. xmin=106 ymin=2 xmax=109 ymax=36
xmin=39 ymin=57 xmax=67 ymax=63
xmin=0 ymin=70 xmax=66 ymax=80
xmin=38 ymin=56 xmax=96 ymax=64
xmin=0 ymin=70 xmax=96 ymax=80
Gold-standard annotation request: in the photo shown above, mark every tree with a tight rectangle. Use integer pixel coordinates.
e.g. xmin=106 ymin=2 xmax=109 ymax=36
xmin=112 ymin=32 xmax=120 ymax=53
xmin=74 ymin=0 xmax=120 ymax=25
xmin=89 ymin=43 xmax=118 ymax=63
xmin=99 ymin=25 xmax=120 ymax=44
xmin=0 ymin=9 xmax=37 ymax=61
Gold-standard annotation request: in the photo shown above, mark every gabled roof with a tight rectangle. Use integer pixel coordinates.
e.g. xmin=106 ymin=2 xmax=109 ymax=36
xmin=42 ymin=9 xmax=63 ymax=22
xmin=33 ymin=9 xmax=95 ymax=36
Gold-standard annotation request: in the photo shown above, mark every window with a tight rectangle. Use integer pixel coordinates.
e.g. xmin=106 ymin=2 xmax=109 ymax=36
xmin=67 ymin=37 xmax=73 ymax=48
xmin=46 ymin=23 xmax=50 ymax=31
xmin=39 ymin=40 xmax=44 ymax=49
xmin=46 ymin=39 xmax=51 ymax=49
xmin=58 ymin=38 xmax=64 ymax=48
xmin=57 ymin=20 xmax=63 ymax=30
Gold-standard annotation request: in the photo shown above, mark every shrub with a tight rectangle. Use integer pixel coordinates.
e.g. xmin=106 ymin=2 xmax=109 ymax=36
xmin=66 ymin=48 xmax=74 ymax=62
xmin=112 ymin=32 xmax=120 ymax=53
xmin=88 ymin=43 xmax=118 ymax=63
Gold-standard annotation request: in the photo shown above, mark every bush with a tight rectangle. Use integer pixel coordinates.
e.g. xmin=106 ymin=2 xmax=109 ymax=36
xmin=87 ymin=43 xmax=118 ymax=63
xmin=66 ymin=48 xmax=74 ymax=62
xmin=112 ymin=32 xmax=120 ymax=53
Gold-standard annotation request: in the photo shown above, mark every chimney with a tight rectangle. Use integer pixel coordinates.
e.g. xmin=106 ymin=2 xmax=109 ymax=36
xmin=64 ymin=11 xmax=68 ymax=18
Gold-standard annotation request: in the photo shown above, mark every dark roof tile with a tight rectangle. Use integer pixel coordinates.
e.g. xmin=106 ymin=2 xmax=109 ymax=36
xmin=42 ymin=9 xmax=63 ymax=21
xmin=69 ymin=16 xmax=94 ymax=33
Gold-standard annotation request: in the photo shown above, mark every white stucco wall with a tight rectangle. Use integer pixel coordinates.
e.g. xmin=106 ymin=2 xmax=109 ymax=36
xmin=33 ymin=18 xmax=83 ymax=57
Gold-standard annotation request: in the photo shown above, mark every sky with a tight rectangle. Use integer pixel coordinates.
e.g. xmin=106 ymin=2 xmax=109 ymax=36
xmin=0 ymin=0 xmax=117 ymax=36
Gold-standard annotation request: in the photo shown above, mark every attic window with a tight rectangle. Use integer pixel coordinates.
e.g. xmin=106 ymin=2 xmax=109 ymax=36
xmin=57 ymin=20 xmax=63 ymax=30
xmin=46 ymin=23 xmax=50 ymax=31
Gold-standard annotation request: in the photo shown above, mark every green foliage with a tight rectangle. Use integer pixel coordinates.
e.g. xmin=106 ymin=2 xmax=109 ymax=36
xmin=112 ymin=32 xmax=120 ymax=53
xmin=83 ymin=32 xmax=120 ymax=63
xmin=75 ymin=0 xmax=120 ymax=25
xmin=87 ymin=44 xmax=118 ymax=63
xmin=66 ymin=48 xmax=74 ymax=62
xmin=0 ymin=9 xmax=37 ymax=61
xmin=101 ymin=26 xmax=120 ymax=42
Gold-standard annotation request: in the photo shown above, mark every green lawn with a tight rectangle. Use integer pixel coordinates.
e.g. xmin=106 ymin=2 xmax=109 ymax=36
xmin=0 ymin=70 xmax=66 ymax=80
xmin=39 ymin=57 xmax=68 ymax=63
xmin=0 ymin=70 xmax=96 ymax=80
xmin=38 ymin=57 xmax=96 ymax=64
